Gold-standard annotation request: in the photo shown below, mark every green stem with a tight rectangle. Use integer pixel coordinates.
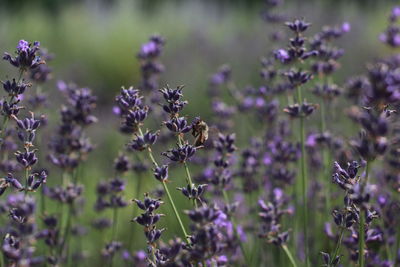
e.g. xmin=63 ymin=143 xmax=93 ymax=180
xmin=40 ymin=185 xmax=46 ymax=217
xmin=59 ymin=169 xmax=77 ymax=264
xmin=320 ymin=98 xmax=332 ymax=254
xmin=0 ymin=250 xmax=4 ymax=267
xmin=297 ymin=85 xmax=309 ymax=267
xmin=300 ymin=117 xmax=309 ymax=267
xmin=330 ymin=227 xmax=344 ymax=266
xmin=138 ymin=128 xmax=190 ymax=244
xmin=183 ymin=162 xmax=194 ymax=190
xmin=359 ymin=210 xmax=365 ymax=267
xmin=110 ymin=207 xmax=119 ymax=267
xmin=177 ymin=135 xmax=197 ymax=208
xmin=111 ymin=208 xmax=119 ymax=241
xmin=384 ymin=230 xmax=392 ymax=263
xmin=59 ymin=172 xmax=67 ymax=239
xmin=281 ymin=244 xmax=298 ymax=267
xmin=128 ymin=171 xmax=143 ymax=251
xmin=59 ymin=203 xmax=73 ymax=261
xmin=359 ymin=161 xmax=370 ymax=267
xmin=222 ymin=190 xmax=250 ymax=264
xmin=177 ymin=136 xmax=194 ymax=186
xmin=161 ymin=180 xmax=190 ymax=243
xmin=150 ymin=245 xmax=157 ymax=265
xmin=295 ymin=84 xmax=302 ymax=104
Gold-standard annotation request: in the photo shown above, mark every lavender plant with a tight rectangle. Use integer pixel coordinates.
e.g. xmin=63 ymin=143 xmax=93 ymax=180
xmin=0 ymin=3 xmax=400 ymax=267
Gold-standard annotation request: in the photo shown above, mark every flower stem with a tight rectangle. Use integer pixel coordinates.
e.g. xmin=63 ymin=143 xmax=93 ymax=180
xmin=0 ymin=246 xmax=4 ymax=267
xmin=281 ymin=244 xmax=298 ymax=267
xmin=300 ymin=116 xmax=309 ymax=267
xmin=177 ymin=135 xmax=197 ymax=208
xmin=59 ymin=169 xmax=77 ymax=265
xmin=358 ymin=210 xmax=365 ymax=267
xmin=128 ymin=170 xmax=143 ymax=251
xmin=110 ymin=207 xmax=119 ymax=267
xmin=150 ymin=245 xmax=157 ymax=264
xmin=161 ymin=180 xmax=190 ymax=243
xmin=330 ymin=227 xmax=344 ymax=266
xmin=320 ymin=99 xmax=331 ymax=212
xmin=183 ymin=161 xmax=194 ymax=188
xmin=40 ymin=185 xmax=46 ymax=217
xmin=111 ymin=208 xmax=119 ymax=241
xmin=138 ymin=128 xmax=190 ymax=244
xmin=296 ymin=85 xmax=309 ymax=267
xmin=383 ymin=227 xmax=392 ymax=263
xmin=57 ymin=199 xmax=72 ymax=263
xmin=358 ymin=160 xmax=370 ymax=267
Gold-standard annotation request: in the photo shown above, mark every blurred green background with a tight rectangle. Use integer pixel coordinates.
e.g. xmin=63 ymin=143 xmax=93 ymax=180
xmin=0 ymin=0 xmax=399 ymax=264
xmin=0 ymin=0 xmax=397 ymax=105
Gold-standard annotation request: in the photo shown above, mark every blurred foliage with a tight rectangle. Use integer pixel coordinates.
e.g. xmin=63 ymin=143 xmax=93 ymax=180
xmin=1 ymin=0 xmax=398 ymax=12
xmin=0 ymin=0 xmax=392 ymax=107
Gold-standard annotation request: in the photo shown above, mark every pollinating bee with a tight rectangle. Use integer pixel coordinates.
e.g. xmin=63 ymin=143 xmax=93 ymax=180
xmin=192 ymin=117 xmax=209 ymax=147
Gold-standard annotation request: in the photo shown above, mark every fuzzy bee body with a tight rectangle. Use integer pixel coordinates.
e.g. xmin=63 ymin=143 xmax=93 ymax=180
xmin=192 ymin=119 xmax=209 ymax=147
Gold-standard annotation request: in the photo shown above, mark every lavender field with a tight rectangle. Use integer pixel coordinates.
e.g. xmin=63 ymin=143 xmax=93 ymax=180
xmin=0 ymin=0 xmax=399 ymax=266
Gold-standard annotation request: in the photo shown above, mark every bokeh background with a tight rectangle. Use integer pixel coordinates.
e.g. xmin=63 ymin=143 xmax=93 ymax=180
xmin=0 ymin=0 xmax=399 ymax=264
xmin=0 ymin=0 xmax=396 ymax=104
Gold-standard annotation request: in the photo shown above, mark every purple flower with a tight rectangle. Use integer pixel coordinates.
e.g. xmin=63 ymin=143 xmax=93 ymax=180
xmin=285 ymin=19 xmax=311 ymax=33
xmin=129 ymin=131 xmax=158 ymax=151
xmin=134 ymin=194 xmax=163 ymax=213
xmin=102 ymin=242 xmax=122 ymax=258
xmin=3 ymin=40 xmax=44 ymax=70
xmin=14 ymin=113 xmax=41 ymax=144
xmin=109 ymin=178 xmax=125 ymax=193
xmin=15 ymin=150 xmax=38 ymax=168
xmin=341 ymin=22 xmax=351 ymax=33
xmin=153 ymin=165 xmax=168 ymax=182
xmin=177 ymin=184 xmax=207 ymax=200
xmin=138 ymin=36 xmax=165 ymax=59
xmin=2 ymin=79 xmax=30 ymax=96
xmin=210 ymin=65 xmax=231 ymax=86
xmin=0 ymin=173 xmax=23 ymax=195
xmin=390 ymin=6 xmax=400 ymax=21
xmin=162 ymin=144 xmax=197 ymax=163
xmin=132 ymin=193 xmax=165 ymax=248
xmin=164 ymin=117 xmax=192 ymax=133
xmin=186 ymin=206 xmax=221 ymax=224
xmin=140 ymin=42 xmax=158 ymax=57
xmin=17 ymin=40 xmax=29 ymax=52
xmin=114 ymin=154 xmax=131 ymax=173
xmin=137 ymin=35 xmax=165 ymax=91
xmin=284 ymin=102 xmax=316 ymax=118
xmin=274 ymin=49 xmax=290 ymax=63
xmin=284 ymin=70 xmax=313 ymax=86
xmin=115 ymin=87 xmax=142 ymax=115
xmin=159 ymin=85 xmax=189 ymax=117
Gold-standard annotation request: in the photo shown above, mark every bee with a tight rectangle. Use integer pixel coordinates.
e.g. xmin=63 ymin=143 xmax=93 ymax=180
xmin=192 ymin=118 xmax=209 ymax=147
